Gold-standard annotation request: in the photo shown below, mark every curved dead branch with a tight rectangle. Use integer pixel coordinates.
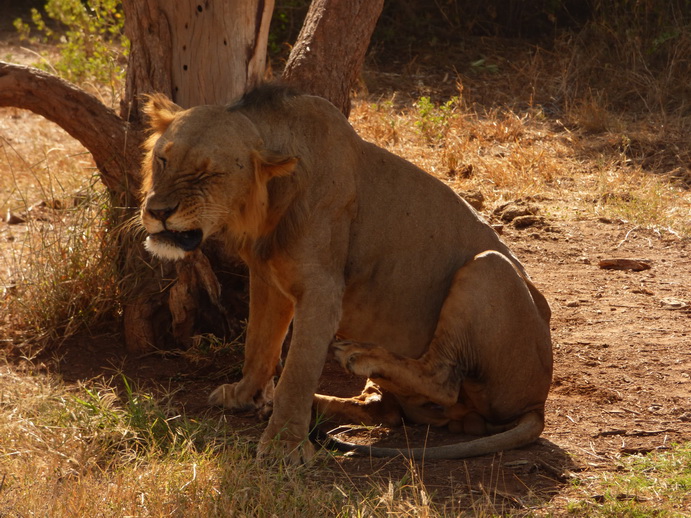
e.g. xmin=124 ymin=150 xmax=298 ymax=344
xmin=0 ymin=61 xmax=143 ymax=203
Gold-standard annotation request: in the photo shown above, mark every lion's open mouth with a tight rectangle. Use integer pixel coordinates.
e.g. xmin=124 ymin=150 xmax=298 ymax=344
xmin=148 ymin=229 xmax=203 ymax=251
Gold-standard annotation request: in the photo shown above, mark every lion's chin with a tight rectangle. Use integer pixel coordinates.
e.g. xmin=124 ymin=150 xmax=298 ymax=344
xmin=144 ymin=229 xmax=203 ymax=261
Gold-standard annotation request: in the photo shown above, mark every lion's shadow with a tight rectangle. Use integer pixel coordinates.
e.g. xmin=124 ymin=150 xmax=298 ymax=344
xmin=325 ymin=431 xmax=576 ymax=512
xmin=39 ymin=334 xmax=575 ymax=512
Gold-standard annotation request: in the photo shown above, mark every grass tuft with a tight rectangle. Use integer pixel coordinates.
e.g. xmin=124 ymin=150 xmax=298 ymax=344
xmin=0 ymin=177 xmax=121 ymax=354
xmin=564 ymin=443 xmax=691 ymax=516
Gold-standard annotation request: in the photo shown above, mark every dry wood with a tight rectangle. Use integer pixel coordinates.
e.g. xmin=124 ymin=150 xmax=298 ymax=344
xmin=598 ymin=258 xmax=652 ymax=271
xmin=0 ymin=61 xmax=143 ymax=203
xmin=282 ymin=0 xmax=384 ymax=116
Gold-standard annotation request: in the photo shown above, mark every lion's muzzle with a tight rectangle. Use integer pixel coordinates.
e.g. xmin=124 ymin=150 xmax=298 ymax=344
xmin=143 ymin=229 xmax=203 ymax=260
xmin=148 ymin=229 xmax=203 ymax=251
xmin=142 ymin=197 xmax=204 ymax=259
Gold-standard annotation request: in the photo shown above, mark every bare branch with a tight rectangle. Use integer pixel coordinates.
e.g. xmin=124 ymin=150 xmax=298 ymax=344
xmin=0 ymin=61 xmax=143 ymax=203
xmin=282 ymin=0 xmax=384 ymax=116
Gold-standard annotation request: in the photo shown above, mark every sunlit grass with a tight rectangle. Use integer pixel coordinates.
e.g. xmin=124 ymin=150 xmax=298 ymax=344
xmin=350 ymin=96 xmax=690 ymax=236
xmin=0 ymin=366 xmax=456 ymax=517
xmin=563 ymin=443 xmax=691 ymax=516
xmin=591 ymin=165 xmax=691 ymax=235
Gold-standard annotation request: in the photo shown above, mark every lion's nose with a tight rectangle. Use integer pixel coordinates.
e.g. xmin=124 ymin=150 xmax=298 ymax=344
xmin=147 ymin=203 xmax=178 ymax=223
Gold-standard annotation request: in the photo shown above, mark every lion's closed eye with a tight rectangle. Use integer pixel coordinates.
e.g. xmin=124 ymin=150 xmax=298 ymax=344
xmin=155 ymin=155 xmax=167 ymax=169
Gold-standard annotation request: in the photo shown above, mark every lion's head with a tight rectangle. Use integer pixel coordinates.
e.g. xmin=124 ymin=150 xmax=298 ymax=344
xmin=140 ymin=93 xmax=298 ymax=261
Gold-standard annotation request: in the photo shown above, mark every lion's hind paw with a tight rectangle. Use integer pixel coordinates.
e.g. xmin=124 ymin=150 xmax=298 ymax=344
xmin=331 ymin=340 xmax=381 ymax=377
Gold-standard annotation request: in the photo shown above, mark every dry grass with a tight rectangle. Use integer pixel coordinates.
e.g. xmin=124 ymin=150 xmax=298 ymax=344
xmin=1 ymin=359 xmax=688 ymax=516
xmin=0 ymin=363 xmax=474 ymax=517
xmin=350 ymin=92 xmax=690 ymax=235
xmin=0 ymin=129 xmax=119 ymax=353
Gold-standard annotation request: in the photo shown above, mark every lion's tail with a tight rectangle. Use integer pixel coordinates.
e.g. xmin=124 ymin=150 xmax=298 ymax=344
xmin=315 ymin=411 xmax=544 ymax=460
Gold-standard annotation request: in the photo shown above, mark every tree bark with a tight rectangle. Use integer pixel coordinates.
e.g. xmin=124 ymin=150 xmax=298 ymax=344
xmin=0 ymin=62 xmax=142 ymax=205
xmin=119 ymin=0 xmax=275 ymax=353
xmin=121 ymin=0 xmax=275 ymax=123
xmin=282 ymin=0 xmax=384 ymax=116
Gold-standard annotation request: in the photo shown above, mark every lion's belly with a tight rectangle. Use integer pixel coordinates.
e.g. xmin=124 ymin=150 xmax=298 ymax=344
xmin=337 ymin=265 xmax=453 ymax=359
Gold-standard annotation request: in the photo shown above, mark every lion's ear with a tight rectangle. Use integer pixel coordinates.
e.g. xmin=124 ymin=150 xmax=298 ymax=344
xmin=143 ymin=93 xmax=182 ymax=134
xmin=255 ymin=151 xmax=298 ymax=180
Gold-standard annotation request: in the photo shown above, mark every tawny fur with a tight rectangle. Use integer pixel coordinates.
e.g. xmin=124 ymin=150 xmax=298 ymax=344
xmin=139 ymin=86 xmax=553 ymax=463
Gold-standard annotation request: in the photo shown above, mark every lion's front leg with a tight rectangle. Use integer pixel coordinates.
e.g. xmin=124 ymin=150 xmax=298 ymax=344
xmin=256 ymin=281 xmax=343 ymax=464
xmin=209 ymin=271 xmax=294 ymax=413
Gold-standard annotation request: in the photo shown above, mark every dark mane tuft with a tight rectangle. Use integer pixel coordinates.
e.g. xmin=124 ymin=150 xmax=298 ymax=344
xmin=229 ymin=83 xmax=301 ymax=112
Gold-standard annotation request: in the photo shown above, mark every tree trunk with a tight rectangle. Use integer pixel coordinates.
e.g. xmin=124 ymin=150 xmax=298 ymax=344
xmin=282 ymin=0 xmax=384 ymax=116
xmin=121 ymin=0 xmax=274 ymax=123
xmin=120 ymin=0 xmax=274 ymax=353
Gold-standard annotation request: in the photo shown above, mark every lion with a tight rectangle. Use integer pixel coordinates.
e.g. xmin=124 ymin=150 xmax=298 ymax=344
xmin=140 ymin=85 xmax=553 ymax=463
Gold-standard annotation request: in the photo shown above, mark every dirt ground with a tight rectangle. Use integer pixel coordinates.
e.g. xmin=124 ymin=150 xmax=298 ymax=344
xmin=32 ymin=209 xmax=688 ymax=511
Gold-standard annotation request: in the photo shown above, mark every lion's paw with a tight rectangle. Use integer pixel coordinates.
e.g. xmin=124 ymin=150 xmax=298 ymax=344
xmin=332 ymin=340 xmax=378 ymax=377
xmin=256 ymin=430 xmax=316 ymax=465
xmin=209 ymin=378 xmax=275 ymax=413
xmin=208 ymin=382 xmax=257 ymax=411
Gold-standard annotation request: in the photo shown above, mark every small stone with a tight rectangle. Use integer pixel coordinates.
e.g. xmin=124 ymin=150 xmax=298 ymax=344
xmin=660 ymin=298 xmax=688 ymax=310
xmin=493 ymin=200 xmax=539 ymax=223
xmin=460 ymin=190 xmax=484 ymax=211
xmin=4 ymin=210 xmax=25 ymax=225
xmin=513 ymin=214 xmax=541 ymax=229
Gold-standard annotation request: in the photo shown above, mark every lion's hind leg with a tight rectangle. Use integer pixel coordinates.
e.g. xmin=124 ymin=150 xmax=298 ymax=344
xmin=313 ymin=380 xmax=402 ymax=427
xmin=332 ymin=340 xmax=460 ymax=408
xmin=332 ymin=250 xmax=551 ymax=432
